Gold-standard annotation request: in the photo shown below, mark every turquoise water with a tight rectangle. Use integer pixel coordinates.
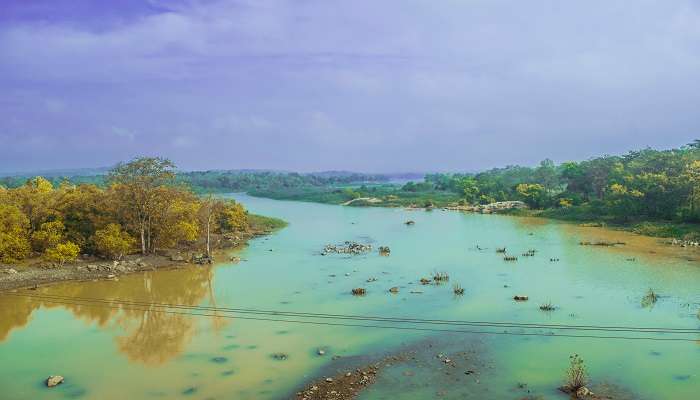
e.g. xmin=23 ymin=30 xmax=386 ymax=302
xmin=1 ymin=194 xmax=698 ymax=399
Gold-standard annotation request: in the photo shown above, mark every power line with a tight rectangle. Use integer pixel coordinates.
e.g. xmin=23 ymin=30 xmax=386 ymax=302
xmin=8 ymin=292 xmax=700 ymax=334
xmin=7 ymin=292 xmax=700 ymax=342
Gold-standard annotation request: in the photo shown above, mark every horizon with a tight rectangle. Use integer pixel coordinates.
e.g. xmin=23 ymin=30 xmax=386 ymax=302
xmin=2 ymin=0 xmax=700 ymax=172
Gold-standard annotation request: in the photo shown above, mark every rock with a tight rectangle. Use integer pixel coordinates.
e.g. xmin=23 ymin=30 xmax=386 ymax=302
xmin=170 ymin=254 xmax=185 ymax=262
xmin=513 ymin=295 xmax=529 ymax=301
xmin=317 ymin=349 xmax=326 ymax=356
xmin=389 ymin=286 xmax=399 ymax=294
xmin=405 ymin=220 xmax=415 ymax=225
xmin=576 ymin=386 xmax=593 ymax=398
xmin=229 ymin=256 xmax=241 ymax=263
xmin=271 ymin=353 xmax=289 ymax=361
xmin=106 ymin=274 xmax=116 ymax=279
xmin=46 ymin=375 xmax=64 ymax=387
xmin=378 ymin=246 xmax=391 ymax=255
xmin=6 ymin=268 xmax=18 ymax=274
xmin=325 ymin=377 xmax=333 ymax=383
xmin=351 ymin=288 xmax=366 ymax=296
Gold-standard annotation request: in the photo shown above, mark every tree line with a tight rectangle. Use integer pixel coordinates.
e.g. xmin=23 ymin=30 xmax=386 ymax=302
xmin=418 ymin=142 xmax=700 ymax=222
xmin=0 ymin=158 xmax=248 ymax=265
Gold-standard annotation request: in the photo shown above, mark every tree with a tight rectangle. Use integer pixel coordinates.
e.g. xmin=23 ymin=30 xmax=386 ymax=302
xmin=199 ymin=195 xmax=225 ymax=257
xmin=108 ymin=157 xmax=176 ymax=255
xmin=458 ymin=177 xmax=480 ymax=204
xmin=43 ymin=241 xmax=80 ymax=266
xmin=0 ymin=204 xmax=31 ymax=263
xmin=218 ymin=200 xmax=248 ymax=233
xmin=94 ymin=223 xmax=135 ymax=260
xmin=516 ymin=183 xmax=548 ymax=209
xmin=31 ymin=219 xmax=65 ymax=252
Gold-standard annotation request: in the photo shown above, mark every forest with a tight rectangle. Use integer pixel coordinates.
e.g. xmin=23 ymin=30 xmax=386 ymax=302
xmin=0 ymin=158 xmax=252 ymax=265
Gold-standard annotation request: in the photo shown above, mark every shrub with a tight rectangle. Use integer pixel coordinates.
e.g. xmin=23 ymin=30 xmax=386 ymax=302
xmin=565 ymin=354 xmax=588 ymax=390
xmin=94 ymin=223 xmax=135 ymax=260
xmin=44 ymin=241 xmax=80 ymax=266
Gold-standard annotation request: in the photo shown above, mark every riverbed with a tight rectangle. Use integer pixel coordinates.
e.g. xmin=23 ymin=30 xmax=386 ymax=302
xmin=0 ymin=194 xmax=698 ymax=399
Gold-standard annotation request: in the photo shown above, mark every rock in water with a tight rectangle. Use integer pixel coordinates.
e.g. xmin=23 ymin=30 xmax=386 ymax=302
xmin=389 ymin=286 xmax=399 ymax=293
xmin=46 ymin=375 xmax=64 ymax=387
xmin=576 ymin=386 xmax=594 ymax=398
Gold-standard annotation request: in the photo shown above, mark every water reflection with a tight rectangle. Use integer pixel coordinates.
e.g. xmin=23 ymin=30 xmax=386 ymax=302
xmin=0 ymin=266 xmax=225 ymax=365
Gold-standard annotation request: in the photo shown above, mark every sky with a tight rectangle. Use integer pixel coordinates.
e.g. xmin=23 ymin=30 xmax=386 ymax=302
xmin=1 ymin=0 xmax=699 ymax=173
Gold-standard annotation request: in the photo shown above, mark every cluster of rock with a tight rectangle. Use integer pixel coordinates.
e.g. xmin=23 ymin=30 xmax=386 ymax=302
xmin=76 ymin=259 xmax=149 ymax=275
xmin=295 ymin=365 xmax=379 ymax=400
xmin=560 ymin=384 xmax=596 ymax=399
xmin=666 ymin=238 xmax=700 ymax=247
xmin=321 ymin=242 xmax=372 ymax=255
xmin=445 ymin=201 xmax=527 ymax=214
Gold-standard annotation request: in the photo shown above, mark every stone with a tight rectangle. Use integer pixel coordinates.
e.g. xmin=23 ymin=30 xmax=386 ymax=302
xmin=513 ymin=295 xmax=529 ymax=301
xmin=389 ymin=286 xmax=399 ymax=294
xmin=6 ymin=268 xmax=18 ymax=274
xmin=325 ymin=378 xmax=333 ymax=383
xmin=317 ymin=349 xmax=326 ymax=356
xmin=170 ymin=254 xmax=186 ymax=262
xmin=46 ymin=375 xmax=64 ymax=387
xmin=576 ymin=386 xmax=593 ymax=398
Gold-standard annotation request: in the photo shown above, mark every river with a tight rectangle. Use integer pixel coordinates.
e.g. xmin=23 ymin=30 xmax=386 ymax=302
xmin=0 ymin=194 xmax=698 ymax=399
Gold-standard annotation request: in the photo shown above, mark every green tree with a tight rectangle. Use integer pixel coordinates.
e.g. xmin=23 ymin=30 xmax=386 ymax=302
xmin=108 ymin=157 xmax=176 ymax=254
xmin=516 ymin=183 xmax=548 ymax=209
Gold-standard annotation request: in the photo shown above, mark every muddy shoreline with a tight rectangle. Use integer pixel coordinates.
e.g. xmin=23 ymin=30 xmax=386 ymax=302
xmin=0 ymin=230 xmax=271 ymax=292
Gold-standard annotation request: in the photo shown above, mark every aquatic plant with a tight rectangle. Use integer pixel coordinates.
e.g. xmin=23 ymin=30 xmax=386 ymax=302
xmin=432 ymin=270 xmax=450 ymax=282
xmin=564 ymin=354 xmax=588 ymax=391
xmin=453 ymin=283 xmax=465 ymax=295
xmin=496 ymin=247 xmax=506 ymax=253
xmin=641 ymin=288 xmax=658 ymax=308
xmin=539 ymin=302 xmax=556 ymax=311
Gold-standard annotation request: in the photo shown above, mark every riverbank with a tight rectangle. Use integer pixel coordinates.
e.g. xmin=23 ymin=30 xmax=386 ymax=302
xmin=500 ymin=208 xmax=700 ymax=243
xmin=0 ymin=214 xmax=286 ymax=292
xmin=249 ymin=187 xmax=700 ymax=243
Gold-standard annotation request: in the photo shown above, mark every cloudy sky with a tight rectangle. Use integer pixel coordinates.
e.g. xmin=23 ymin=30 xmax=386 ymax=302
xmin=1 ymin=0 xmax=699 ymax=173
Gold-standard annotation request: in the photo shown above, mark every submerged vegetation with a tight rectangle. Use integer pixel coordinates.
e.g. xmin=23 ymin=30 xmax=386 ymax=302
xmin=0 ymin=157 xmax=279 ymax=265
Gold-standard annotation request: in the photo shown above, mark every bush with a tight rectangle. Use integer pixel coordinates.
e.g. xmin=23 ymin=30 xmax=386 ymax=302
xmin=94 ymin=223 xmax=135 ymax=260
xmin=565 ymin=354 xmax=588 ymax=390
xmin=43 ymin=241 xmax=80 ymax=266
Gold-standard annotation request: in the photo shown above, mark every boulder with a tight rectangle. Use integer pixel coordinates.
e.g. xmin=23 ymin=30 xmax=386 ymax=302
xmin=46 ymin=375 xmax=64 ymax=387
xmin=576 ymin=386 xmax=594 ymax=398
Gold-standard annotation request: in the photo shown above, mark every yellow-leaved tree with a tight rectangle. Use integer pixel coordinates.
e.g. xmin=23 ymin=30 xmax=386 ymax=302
xmin=43 ymin=242 xmax=80 ymax=266
xmin=0 ymin=204 xmax=31 ymax=263
xmin=94 ymin=223 xmax=136 ymax=260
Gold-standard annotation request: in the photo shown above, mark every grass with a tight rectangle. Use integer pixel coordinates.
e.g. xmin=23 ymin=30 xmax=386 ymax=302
xmin=247 ymin=214 xmax=288 ymax=233
xmin=432 ymin=271 xmax=450 ymax=282
xmin=641 ymin=288 xmax=659 ymax=308
xmin=504 ymin=206 xmax=700 ymax=241
xmin=453 ymin=283 xmax=465 ymax=295
xmin=565 ymin=354 xmax=588 ymax=391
